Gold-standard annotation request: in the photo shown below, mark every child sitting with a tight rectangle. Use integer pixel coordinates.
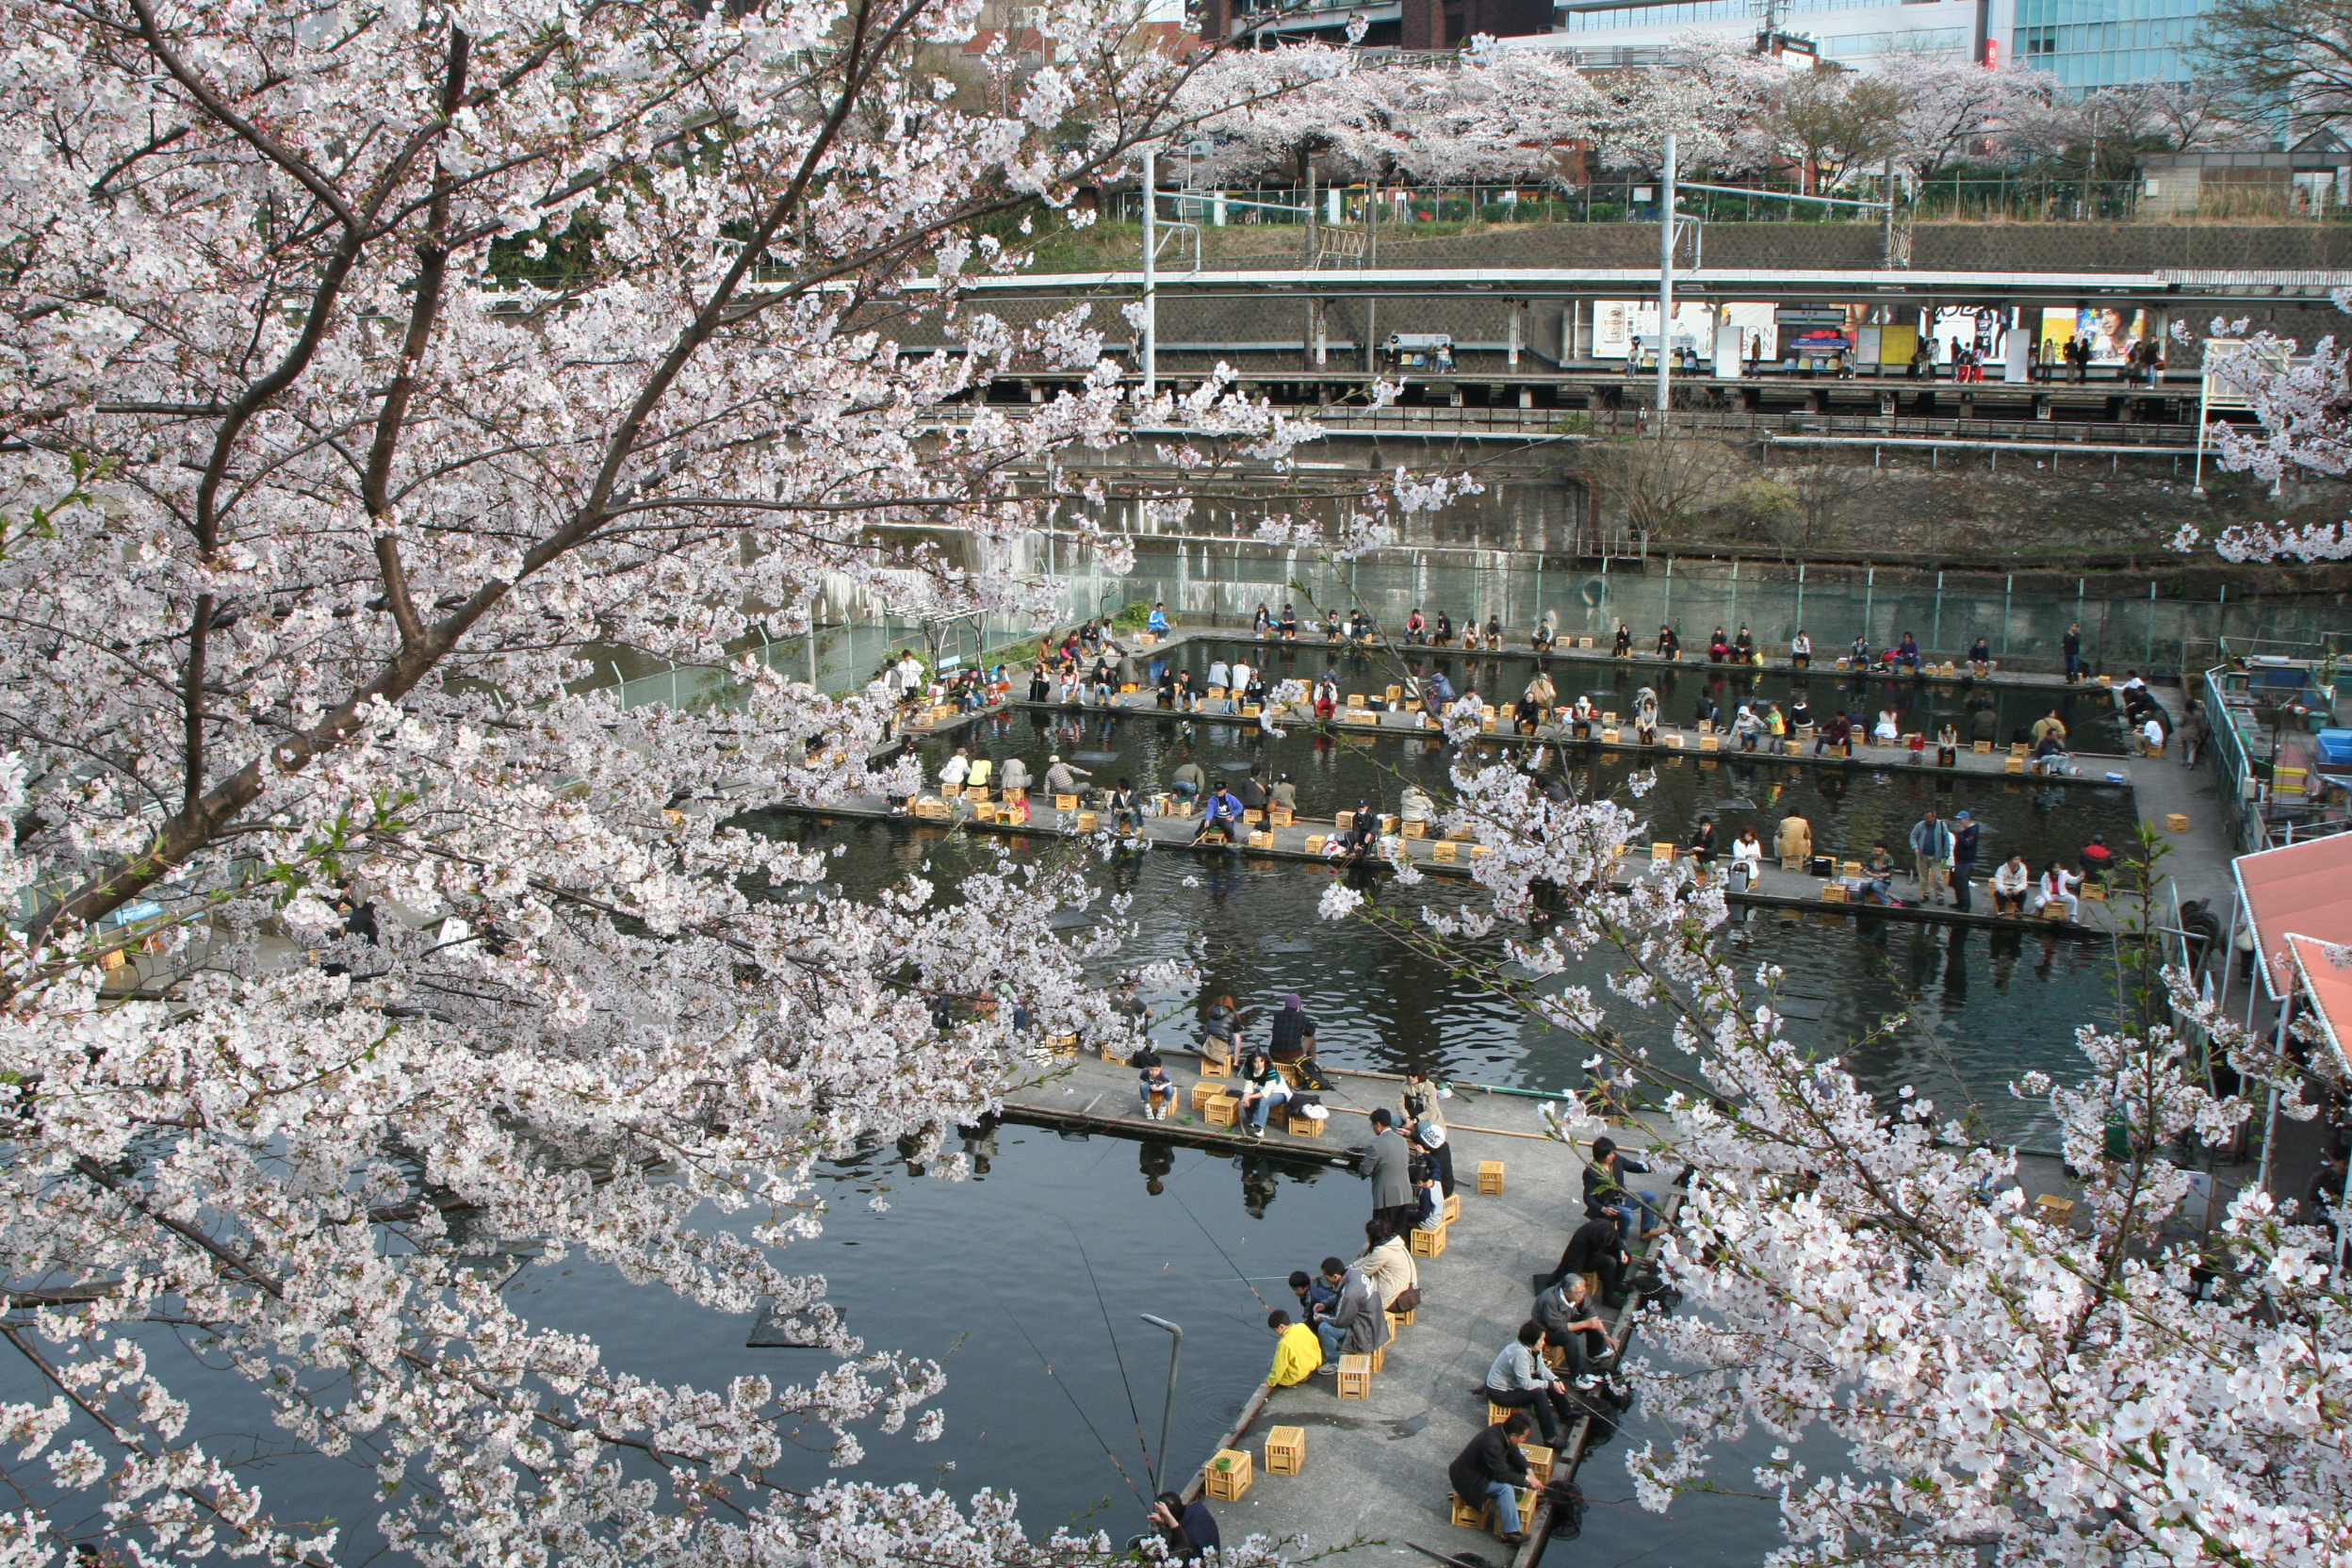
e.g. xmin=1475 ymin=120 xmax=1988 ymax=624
xmin=1137 ymin=1061 xmax=1175 ymax=1120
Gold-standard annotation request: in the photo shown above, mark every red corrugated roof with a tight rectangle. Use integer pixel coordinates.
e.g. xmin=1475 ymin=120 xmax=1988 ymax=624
xmin=2287 ymin=934 xmax=2352 ymax=1073
xmin=2233 ymin=832 xmax=2352 ymax=1000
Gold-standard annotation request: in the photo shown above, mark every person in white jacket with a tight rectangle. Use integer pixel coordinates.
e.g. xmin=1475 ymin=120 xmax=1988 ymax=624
xmin=2033 ymin=864 xmax=2082 ymax=921
xmin=1992 ymin=855 xmax=2032 ymax=916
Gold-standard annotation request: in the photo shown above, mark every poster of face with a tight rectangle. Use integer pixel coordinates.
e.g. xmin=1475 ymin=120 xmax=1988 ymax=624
xmin=1931 ymin=305 xmax=2006 ymax=360
xmin=2042 ymin=306 xmax=2147 ymax=365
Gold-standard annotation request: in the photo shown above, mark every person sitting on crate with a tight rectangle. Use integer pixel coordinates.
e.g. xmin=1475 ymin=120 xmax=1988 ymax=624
xmin=1406 ymin=607 xmax=1428 ymax=644
xmin=1239 ymin=766 xmax=1271 ymax=815
xmin=1532 ymin=1274 xmax=1613 ymax=1387
xmin=1539 ymin=1215 xmax=1631 ymax=1306
xmin=1196 ymin=784 xmax=1246 ymax=846
xmin=1313 ymin=1254 xmax=1387 ymax=1365
xmin=1137 ymin=1059 xmax=1176 ymax=1120
xmin=1237 ymin=1047 xmax=1293 ymax=1137
xmin=1484 ymin=1321 xmax=1574 ymax=1447
xmin=1359 ymin=1217 xmax=1418 ymax=1312
xmin=1449 ymin=1411 xmax=1534 ymax=1545
xmin=1199 ymin=993 xmax=1243 ymax=1069
xmin=1531 ymin=613 xmax=1557 ymax=653
xmin=1323 ymin=610 xmax=1344 ymax=643
xmin=1043 ymin=754 xmax=1092 ymax=801
xmin=1513 ymin=689 xmax=1544 ymax=735
xmin=1633 ymin=687 xmax=1659 ymax=745
xmin=1267 ymin=992 xmax=1318 ymax=1068
xmin=1568 ymin=694 xmax=1596 ymax=739
xmin=1261 ymin=1311 xmax=1323 ymax=1390
xmin=1412 ymin=1166 xmax=1445 ymax=1231
xmin=1855 ymin=842 xmax=1897 ymax=905
xmin=1584 ymin=1136 xmax=1663 ymax=1247
xmin=1280 ymin=603 xmax=1299 ymax=639
xmin=1992 ymin=853 xmax=2032 ymax=917
xmin=1314 ymin=673 xmax=1341 ymax=720
xmin=1106 ymin=778 xmax=1143 ymax=835
xmin=2032 ymin=730 xmax=2069 ymax=776
xmin=2034 ymin=863 xmax=2083 ymax=921
xmin=1484 ymin=613 xmax=1504 ymax=651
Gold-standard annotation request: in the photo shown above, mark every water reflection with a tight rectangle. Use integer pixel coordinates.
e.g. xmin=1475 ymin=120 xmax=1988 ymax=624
xmin=752 ymin=820 xmax=2117 ymax=1147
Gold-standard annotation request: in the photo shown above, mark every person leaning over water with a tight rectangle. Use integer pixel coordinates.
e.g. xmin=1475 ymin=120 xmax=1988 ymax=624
xmin=1168 ymin=751 xmax=1205 ymax=804
xmin=1262 ymin=1311 xmax=1322 ymax=1388
xmin=1417 ymin=1120 xmax=1455 ymax=1200
xmin=1150 ymin=1491 xmax=1220 ymax=1561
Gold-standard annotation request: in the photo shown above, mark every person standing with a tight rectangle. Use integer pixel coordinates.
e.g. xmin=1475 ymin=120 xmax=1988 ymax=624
xmin=2063 ymin=622 xmax=2083 ymax=684
xmin=1950 ymin=810 xmax=1980 ymax=913
xmin=1909 ymin=809 xmax=1953 ymax=907
xmin=1364 ymin=1108 xmax=1416 ymax=1233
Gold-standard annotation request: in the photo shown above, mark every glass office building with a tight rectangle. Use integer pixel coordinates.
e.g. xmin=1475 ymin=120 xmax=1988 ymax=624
xmin=2013 ymin=0 xmax=2207 ymax=90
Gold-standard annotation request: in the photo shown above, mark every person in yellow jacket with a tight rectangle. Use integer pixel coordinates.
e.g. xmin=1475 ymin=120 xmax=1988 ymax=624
xmin=1265 ymin=1311 xmax=1323 ymax=1387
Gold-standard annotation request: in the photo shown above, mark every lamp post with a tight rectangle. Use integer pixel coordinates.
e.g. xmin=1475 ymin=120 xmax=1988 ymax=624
xmin=1140 ymin=146 xmax=1157 ymax=397
xmin=1140 ymin=1314 xmax=1184 ymax=1498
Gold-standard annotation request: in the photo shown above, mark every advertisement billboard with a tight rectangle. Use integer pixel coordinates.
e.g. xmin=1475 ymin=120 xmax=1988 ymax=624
xmin=2040 ymin=306 xmax=2148 ymax=366
xmin=1593 ymin=301 xmax=1720 ymax=360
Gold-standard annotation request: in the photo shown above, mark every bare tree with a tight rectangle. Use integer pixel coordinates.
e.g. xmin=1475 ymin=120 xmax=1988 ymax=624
xmin=2199 ymin=0 xmax=2352 ymax=135
xmin=1580 ymin=437 xmax=1731 ymax=543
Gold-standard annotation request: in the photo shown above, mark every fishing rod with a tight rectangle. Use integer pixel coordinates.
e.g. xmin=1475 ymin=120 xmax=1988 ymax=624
xmin=1061 ymin=1217 xmax=1156 ymax=1482
xmin=1168 ymin=1189 xmax=1276 ymax=1315
xmin=984 ymin=1282 xmax=1149 ymax=1506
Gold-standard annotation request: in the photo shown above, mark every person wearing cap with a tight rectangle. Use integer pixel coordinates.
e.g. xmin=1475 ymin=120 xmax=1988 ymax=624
xmin=1268 ymin=993 xmax=1317 ymax=1064
xmin=2080 ymin=833 xmax=2114 ymax=886
xmin=1043 ymin=754 xmax=1090 ymax=800
xmin=1417 ymin=1119 xmax=1456 ymax=1200
xmin=1951 ymin=810 xmax=1981 ymax=912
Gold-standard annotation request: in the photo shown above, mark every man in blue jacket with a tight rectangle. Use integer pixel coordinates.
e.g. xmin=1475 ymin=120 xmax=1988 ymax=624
xmin=1909 ymin=809 xmax=1954 ymax=907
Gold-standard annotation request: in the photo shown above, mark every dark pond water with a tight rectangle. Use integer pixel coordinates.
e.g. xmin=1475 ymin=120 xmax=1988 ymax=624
xmin=1137 ymin=636 xmax=2138 ymax=756
xmin=917 ymin=705 xmax=2143 ymax=881
xmin=752 ymin=818 xmax=2117 ymax=1149
xmin=0 ymin=1134 xmax=1375 ymax=1558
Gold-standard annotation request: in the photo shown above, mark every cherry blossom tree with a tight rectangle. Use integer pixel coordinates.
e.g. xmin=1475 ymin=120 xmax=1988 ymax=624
xmin=0 ymin=0 xmax=1455 ymax=1560
xmin=2169 ymin=294 xmax=2352 ymax=561
xmin=1315 ymin=697 xmax=2350 ymax=1568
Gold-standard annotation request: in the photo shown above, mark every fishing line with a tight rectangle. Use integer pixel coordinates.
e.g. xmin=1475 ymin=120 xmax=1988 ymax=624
xmin=983 ymin=1282 xmax=1147 ymax=1505
xmin=1168 ymin=1189 xmax=1276 ymax=1314
xmin=1059 ymin=1217 xmax=1156 ymax=1478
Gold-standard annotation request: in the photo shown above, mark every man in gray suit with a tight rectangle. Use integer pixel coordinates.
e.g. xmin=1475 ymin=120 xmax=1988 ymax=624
xmin=1364 ymin=1108 xmax=1415 ymax=1234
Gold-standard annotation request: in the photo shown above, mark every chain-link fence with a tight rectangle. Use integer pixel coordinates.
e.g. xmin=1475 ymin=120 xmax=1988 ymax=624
xmin=572 ymin=532 xmax=2344 ymax=708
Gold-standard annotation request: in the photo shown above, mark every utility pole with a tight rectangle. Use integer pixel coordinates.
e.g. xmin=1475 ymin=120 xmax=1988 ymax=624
xmin=1140 ymin=146 xmax=1157 ymax=396
xmin=1657 ymin=132 xmax=1675 ymax=430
